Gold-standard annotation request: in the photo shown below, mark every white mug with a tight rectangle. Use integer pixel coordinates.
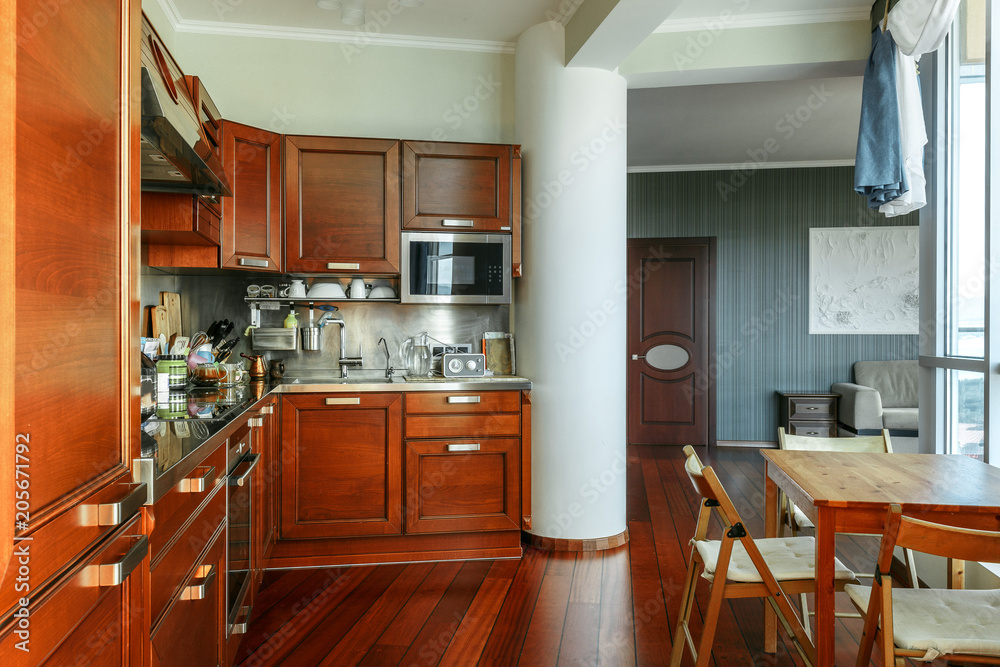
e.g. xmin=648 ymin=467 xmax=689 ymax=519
xmin=287 ymin=279 xmax=307 ymax=298
xmin=349 ymin=278 xmax=367 ymax=299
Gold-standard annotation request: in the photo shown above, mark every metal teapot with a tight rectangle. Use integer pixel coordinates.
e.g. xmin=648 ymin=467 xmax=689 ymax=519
xmin=240 ymin=353 xmax=268 ymax=380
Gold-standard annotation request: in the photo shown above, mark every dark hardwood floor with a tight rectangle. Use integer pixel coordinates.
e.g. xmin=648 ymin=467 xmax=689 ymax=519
xmin=236 ymin=446 xmax=947 ymax=666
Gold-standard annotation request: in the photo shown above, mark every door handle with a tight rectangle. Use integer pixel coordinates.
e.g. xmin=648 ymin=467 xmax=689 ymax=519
xmin=177 ymin=467 xmax=215 ymax=494
xmin=631 ymin=354 xmax=645 ymax=361
xmin=327 ymin=262 xmax=360 ymax=270
xmin=238 ymin=257 xmax=269 ymax=268
xmin=447 ymin=443 xmax=480 ymax=452
xmin=89 ymin=534 xmax=148 ymax=587
xmin=231 ymin=606 xmax=252 ymax=635
xmin=325 ymin=397 xmax=361 ymax=405
xmin=228 ymin=453 xmax=261 ymax=487
xmin=442 ymin=219 xmax=475 ymax=227
xmin=446 ymin=396 xmax=480 ymax=404
xmin=85 ymin=482 xmax=148 ymax=527
xmin=181 ymin=564 xmax=217 ymax=601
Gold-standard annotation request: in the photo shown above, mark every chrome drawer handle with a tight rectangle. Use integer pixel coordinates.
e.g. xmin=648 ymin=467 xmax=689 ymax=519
xmin=447 ymin=396 xmax=481 ymax=404
xmin=326 ymin=397 xmax=361 ymax=405
xmin=177 ymin=467 xmax=215 ymax=494
xmin=87 ymin=482 xmax=148 ymax=527
xmin=327 ymin=262 xmax=360 ymax=270
xmin=805 ymin=406 xmax=819 ymax=410
xmin=248 ymin=416 xmax=264 ymax=428
xmin=90 ymin=535 xmax=148 ymax=587
xmin=447 ymin=443 xmax=480 ymax=452
xmin=181 ymin=564 xmax=217 ymax=601
xmin=231 ymin=606 xmax=252 ymax=635
xmin=442 ymin=219 xmax=475 ymax=227
xmin=229 ymin=453 xmax=261 ymax=487
xmin=238 ymin=257 xmax=268 ymax=268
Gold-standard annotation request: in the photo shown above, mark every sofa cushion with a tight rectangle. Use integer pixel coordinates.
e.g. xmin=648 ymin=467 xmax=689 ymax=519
xmin=854 ymin=360 xmax=919 ymax=408
xmin=882 ymin=407 xmax=919 ymax=431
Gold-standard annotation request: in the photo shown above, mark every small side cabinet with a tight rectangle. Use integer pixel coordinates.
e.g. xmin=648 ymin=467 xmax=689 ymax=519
xmin=776 ymin=391 xmax=839 ymax=438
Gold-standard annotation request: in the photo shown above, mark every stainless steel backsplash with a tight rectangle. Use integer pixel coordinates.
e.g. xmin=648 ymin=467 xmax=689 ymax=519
xmin=141 ymin=268 xmax=509 ymax=374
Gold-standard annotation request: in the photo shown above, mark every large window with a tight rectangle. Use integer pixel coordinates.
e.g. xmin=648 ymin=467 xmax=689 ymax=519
xmin=928 ymin=0 xmax=992 ymax=462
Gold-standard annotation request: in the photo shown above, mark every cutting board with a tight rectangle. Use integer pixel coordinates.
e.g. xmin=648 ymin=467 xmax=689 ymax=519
xmin=160 ymin=292 xmax=182 ymax=342
xmin=141 ymin=306 xmax=153 ymax=338
xmin=151 ymin=305 xmax=170 ymax=340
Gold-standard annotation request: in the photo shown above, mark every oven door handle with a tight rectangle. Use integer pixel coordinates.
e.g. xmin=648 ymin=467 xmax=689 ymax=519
xmin=228 ymin=453 xmax=261 ymax=487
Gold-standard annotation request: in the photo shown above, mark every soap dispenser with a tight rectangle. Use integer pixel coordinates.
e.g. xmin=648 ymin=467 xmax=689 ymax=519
xmin=283 ymin=310 xmax=299 ymax=329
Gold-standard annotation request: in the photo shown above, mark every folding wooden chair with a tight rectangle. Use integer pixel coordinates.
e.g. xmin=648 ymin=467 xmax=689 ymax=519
xmin=849 ymin=504 xmax=1000 ymax=666
xmin=776 ymin=428 xmax=920 ymax=638
xmin=670 ymin=446 xmax=857 ymax=667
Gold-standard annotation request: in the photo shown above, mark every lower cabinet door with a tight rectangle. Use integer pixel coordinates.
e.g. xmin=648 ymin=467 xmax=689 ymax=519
xmin=150 ymin=526 xmax=225 ymax=667
xmin=404 ymin=438 xmax=520 ymax=534
xmin=280 ymin=394 xmax=402 ymax=539
xmin=0 ymin=514 xmax=147 ymax=666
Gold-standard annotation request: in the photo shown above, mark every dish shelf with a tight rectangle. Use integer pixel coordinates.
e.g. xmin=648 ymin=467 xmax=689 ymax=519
xmin=244 ymin=297 xmax=400 ymax=305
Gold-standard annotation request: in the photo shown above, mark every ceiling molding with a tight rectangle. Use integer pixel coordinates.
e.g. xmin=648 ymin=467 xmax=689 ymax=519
xmin=627 ymin=159 xmax=855 ymax=173
xmin=655 ymin=7 xmax=870 ymax=33
xmin=153 ymin=0 xmax=515 ymax=54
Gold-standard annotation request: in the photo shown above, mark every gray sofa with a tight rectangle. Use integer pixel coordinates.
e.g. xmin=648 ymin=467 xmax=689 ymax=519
xmin=832 ymin=360 xmax=919 ymax=435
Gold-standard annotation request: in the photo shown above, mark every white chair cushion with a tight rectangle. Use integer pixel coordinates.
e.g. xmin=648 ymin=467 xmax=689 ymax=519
xmin=846 ymin=585 xmax=1000 ymax=661
xmin=695 ymin=536 xmax=855 ymax=583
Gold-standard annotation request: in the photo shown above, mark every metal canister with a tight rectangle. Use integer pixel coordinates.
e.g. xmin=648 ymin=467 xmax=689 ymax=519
xmin=156 ymin=355 xmax=188 ymax=390
xmin=301 ymin=327 xmax=322 ymax=352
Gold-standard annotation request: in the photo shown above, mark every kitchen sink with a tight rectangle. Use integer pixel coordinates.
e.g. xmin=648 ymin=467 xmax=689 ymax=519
xmin=281 ymin=377 xmax=402 ymax=385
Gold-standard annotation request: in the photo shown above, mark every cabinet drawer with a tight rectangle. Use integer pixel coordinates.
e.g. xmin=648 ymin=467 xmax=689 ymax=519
xmin=0 ymin=514 xmax=146 ymax=666
xmin=405 ymin=391 xmax=520 ymax=415
xmin=405 ymin=413 xmax=521 ymax=439
xmin=150 ymin=481 xmax=226 ymax=626
xmin=149 ymin=437 xmax=226 ymax=564
xmin=405 ymin=438 xmax=520 ymax=534
xmin=786 ymin=396 xmax=837 ymax=421
xmin=151 ymin=524 xmax=224 ymax=667
xmin=195 ymin=196 xmax=222 ymax=245
xmin=786 ymin=421 xmax=837 ymax=438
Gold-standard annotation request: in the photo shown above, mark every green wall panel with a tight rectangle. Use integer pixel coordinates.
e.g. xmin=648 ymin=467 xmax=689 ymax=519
xmin=627 ymin=167 xmax=919 ymax=443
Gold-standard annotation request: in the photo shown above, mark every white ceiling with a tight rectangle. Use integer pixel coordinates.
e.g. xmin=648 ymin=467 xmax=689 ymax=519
xmin=163 ymin=0 xmax=581 ymax=44
xmin=627 ymin=77 xmax=863 ymax=170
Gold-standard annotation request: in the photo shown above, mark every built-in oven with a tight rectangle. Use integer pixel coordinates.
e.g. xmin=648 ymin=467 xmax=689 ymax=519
xmin=401 ymin=231 xmax=511 ymax=304
xmin=226 ymin=421 xmax=260 ymax=635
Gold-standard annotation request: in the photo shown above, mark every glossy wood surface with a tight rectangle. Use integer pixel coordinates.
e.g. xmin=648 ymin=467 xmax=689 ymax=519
xmin=627 ymin=238 xmax=716 ymax=447
xmin=0 ymin=514 xmax=147 ymax=665
xmin=763 ymin=450 xmax=1000 ymax=666
xmin=150 ymin=525 xmax=225 ymax=667
xmin=0 ymin=0 xmax=14 ymax=586
xmin=404 ymin=390 xmax=520 ymax=414
xmin=235 ymin=446 xmax=927 ymax=667
xmin=141 ymin=192 xmax=221 ymax=247
xmin=285 ymin=136 xmax=400 ymax=274
xmin=405 ymin=414 xmax=521 ymax=440
xmin=401 ymin=141 xmax=511 ymax=231
xmin=280 ymin=394 xmax=402 ymax=539
xmin=404 ymin=439 xmax=520 ymax=534
xmin=221 ymin=120 xmax=282 ymax=272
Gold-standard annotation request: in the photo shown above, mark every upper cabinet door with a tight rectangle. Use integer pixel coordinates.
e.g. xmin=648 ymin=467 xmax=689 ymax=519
xmin=402 ymin=142 xmax=512 ymax=232
xmin=221 ymin=120 xmax=283 ymax=273
xmin=285 ymin=136 xmax=400 ymax=274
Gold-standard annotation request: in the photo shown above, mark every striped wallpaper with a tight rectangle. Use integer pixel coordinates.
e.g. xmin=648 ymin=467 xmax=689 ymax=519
xmin=627 ymin=167 xmax=920 ymax=443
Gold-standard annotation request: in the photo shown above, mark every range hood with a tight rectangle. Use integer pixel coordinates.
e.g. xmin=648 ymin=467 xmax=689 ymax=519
xmin=140 ymin=65 xmax=232 ymax=197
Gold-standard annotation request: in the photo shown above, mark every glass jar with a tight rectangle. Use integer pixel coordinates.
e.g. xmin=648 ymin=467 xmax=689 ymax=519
xmin=156 ymin=355 xmax=188 ymax=390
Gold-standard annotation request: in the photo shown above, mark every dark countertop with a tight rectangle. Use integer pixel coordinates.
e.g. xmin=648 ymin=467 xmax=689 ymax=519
xmin=134 ymin=376 xmax=532 ymax=505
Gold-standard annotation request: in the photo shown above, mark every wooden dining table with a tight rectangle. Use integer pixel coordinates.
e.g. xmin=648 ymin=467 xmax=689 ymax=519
xmin=761 ymin=449 xmax=1000 ymax=667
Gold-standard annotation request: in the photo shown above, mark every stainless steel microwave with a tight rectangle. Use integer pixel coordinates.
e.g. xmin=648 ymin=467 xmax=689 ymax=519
xmin=401 ymin=232 xmax=511 ymax=304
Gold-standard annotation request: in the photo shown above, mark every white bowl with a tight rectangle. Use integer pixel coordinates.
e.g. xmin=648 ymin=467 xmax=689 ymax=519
xmin=307 ymin=282 xmax=346 ymax=299
xmin=369 ymin=286 xmax=396 ymax=299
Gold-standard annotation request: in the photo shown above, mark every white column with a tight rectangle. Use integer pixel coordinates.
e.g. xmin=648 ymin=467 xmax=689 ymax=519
xmin=515 ymin=22 xmax=628 ymax=541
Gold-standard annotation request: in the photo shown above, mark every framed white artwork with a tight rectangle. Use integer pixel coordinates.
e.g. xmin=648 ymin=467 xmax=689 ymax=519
xmin=809 ymin=226 xmax=919 ymax=334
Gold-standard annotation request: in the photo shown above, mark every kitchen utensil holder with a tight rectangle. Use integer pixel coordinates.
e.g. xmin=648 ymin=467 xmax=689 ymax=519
xmin=250 ymin=327 xmax=298 ymax=351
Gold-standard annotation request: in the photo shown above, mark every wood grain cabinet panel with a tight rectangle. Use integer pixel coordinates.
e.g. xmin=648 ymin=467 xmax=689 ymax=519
xmin=280 ymin=394 xmax=402 ymax=539
xmin=402 ymin=142 xmax=511 ymax=231
xmin=404 ymin=439 xmax=520 ymax=534
xmin=285 ymin=136 xmax=400 ymax=274
xmin=221 ymin=120 xmax=283 ymax=272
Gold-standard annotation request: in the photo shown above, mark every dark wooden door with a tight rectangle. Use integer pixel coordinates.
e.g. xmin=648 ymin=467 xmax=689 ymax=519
xmin=221 ymin=120 xmax=283 ymax=272
xmin=404 ymin=438 xmax=520 ymax=534
xmin=627 ymin=238 xmax=716 ymax=446
xmin=285 ymin=136 xmax=400 ymax=274
xmin=402 ymin=141 xmax=512 ymax=231
xmin=280 ymin=394 xmax=402 ymax=539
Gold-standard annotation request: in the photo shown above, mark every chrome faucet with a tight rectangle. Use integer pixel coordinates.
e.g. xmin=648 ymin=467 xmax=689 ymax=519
xmin=318 ymin=312 xmax=363 ymax=378
xmin=378 ymin=337 xmax=394 ymax=379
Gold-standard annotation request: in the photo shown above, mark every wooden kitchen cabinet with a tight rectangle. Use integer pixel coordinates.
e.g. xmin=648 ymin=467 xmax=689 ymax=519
xmin=280 ymin=394 xmax=402 ymax=539
xmin=404 ymin=438 xmax=520 ymax=534
xmin=252 ymin=399 xmax=278 ymax=587
xmin=142 ymin=192 xmax=222 ymax=268
xmin=402 ymin=141 xmax=513 ymax=232
xmin=284 ymin=136 xmax=400 ymax=274
xmin=0 ymin=515 xmax=148 ymax=665
xmin=221 ymin=120 xmax=283 ymax=272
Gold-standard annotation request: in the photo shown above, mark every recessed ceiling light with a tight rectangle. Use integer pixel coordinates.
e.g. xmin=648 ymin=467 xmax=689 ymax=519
xmin=316 ymin=0 xmax=341 ymax=10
